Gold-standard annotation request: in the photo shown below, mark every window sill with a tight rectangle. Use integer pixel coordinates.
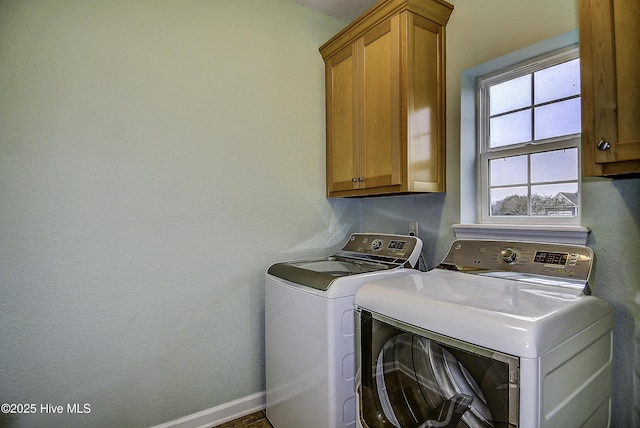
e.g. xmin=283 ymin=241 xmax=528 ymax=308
xmin=451 ymin=224 xmax=590 ymax=245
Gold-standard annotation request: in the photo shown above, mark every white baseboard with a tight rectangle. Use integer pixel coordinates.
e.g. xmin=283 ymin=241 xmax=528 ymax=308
xmin=149 ymin=391 xmax=266 ymax=428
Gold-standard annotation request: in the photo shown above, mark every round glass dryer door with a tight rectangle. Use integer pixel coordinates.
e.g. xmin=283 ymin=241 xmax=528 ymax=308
xmin=376 ymin=334 xmax=493 ymax=427
xmin=358 ymin=311 xmax=519 ymax=428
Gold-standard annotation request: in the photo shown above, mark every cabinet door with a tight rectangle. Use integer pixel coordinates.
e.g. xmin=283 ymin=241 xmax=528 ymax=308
xmin=406 ymin=12 xmax=446 ymax=192
xmin=359 ymin=16 xmax=402 ymax=189
xmin=580 ymin=0 xmax=640 ymax=176
xmin=326 ymin=44 xmax=358 ymax=193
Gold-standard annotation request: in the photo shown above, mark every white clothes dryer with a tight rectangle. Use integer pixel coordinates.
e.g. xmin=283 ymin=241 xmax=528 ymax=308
xmin=265 ymin=233 xmax=423 ymax=428
xmin=355 ymin=239 xmax=614 ymax=428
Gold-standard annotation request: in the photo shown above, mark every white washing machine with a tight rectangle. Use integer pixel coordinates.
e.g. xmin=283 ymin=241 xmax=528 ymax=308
xmin=265 ymin=233 xmax=424 ymax=428
xmin=355 ymin=239 xmax=614 ymax=428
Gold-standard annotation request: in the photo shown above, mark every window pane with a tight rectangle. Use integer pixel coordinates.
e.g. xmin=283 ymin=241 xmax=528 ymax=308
xmin=534 ymin=97 xmax=581 ymax=140
xmin=490 ymin=110 xmax=531 ymax=147
xmin=531 ymin=183 xmax=579 ymax=216
xmin=490 ymin=75 xmax=531 ymax=115
xmin=490 ymin=155 xmax=528 ymax=186
xmin=530 ymin=148 xmax=578 ymax=183
xmin=490 ymin=187 xmax=528 ymax=216
xmin=534 ymin=58 xmax=580 ymax=104
xmin=479 ymin=47 xmax=581 ymax=223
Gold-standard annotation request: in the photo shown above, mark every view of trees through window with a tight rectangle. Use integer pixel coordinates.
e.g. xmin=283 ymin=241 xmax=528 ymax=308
xmin=491 ymin=192 xmax=578 ymax=216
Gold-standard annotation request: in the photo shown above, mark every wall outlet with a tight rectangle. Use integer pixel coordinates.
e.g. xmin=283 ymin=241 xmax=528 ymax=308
xmin=408 ymin=221 xmax=418 ymax=237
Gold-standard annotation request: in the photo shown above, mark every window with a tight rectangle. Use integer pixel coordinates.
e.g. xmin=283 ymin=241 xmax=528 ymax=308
xmin=477 ymin=47 xmax=581 ymax=224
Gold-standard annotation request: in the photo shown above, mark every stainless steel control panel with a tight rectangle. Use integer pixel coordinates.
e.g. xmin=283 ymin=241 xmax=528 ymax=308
xmin=340 ymin=233 xmax=421 ymax=262
xmin=438 ymin=240 xmax=593 ymax=286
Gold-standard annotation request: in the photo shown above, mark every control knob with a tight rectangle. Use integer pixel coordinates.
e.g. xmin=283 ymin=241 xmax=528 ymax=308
xmin=501 ymin=248 xmax=517 ymax=264
xmin=371 ymin=239 xmax=384 ymax=251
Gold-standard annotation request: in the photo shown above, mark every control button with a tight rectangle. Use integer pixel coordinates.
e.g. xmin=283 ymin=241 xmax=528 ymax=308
xmin=371 ymin=239 xmax=384 ymax=251
xmin=501 ymin=248 xmax=517 ymax=264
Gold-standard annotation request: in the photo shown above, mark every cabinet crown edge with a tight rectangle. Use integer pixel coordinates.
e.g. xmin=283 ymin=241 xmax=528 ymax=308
xmin=319 ymin=0 xmax=453 ymax=60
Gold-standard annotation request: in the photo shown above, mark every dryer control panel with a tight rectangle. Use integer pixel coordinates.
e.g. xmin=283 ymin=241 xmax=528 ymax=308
xmin=438 ymin=240 xmax=594 ymax=291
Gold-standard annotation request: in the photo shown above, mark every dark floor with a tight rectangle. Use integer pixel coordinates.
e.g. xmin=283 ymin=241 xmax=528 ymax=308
xmin=214 ymin=410 xmax=274 ymax=427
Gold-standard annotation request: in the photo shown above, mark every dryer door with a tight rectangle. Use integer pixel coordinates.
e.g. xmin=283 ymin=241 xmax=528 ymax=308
xmin=357 ymin=310 xmax=519 ymax=428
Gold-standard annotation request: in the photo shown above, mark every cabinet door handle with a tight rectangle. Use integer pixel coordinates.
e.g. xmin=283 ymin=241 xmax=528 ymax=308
xmin=352 ymin=178 xmax=358 ymax=183
xmin=358 ymin=177 xmax=365 ymax=182
xmin=597 ymin=139 xmax=611 ymax=151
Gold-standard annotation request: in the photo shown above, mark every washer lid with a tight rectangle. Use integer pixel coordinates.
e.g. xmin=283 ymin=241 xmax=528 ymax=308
xmin=267 ymin=233 xmax=423 ymax=291
xmin=355 ymin=269 xmax=613 ymax=358
xmin=268 ymin=257 xmax=390 ymax=291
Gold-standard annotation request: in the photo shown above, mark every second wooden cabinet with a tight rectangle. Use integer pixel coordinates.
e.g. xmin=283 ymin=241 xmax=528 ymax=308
xmin=320 ymin=0 xmax=453 ymax=197
xmin=579 ymin=0 xmax=640 ymax=177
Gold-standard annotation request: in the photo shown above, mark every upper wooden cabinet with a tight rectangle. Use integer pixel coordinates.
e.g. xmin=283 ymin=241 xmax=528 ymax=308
xmin=320 ymin=0 xmax=453 ymax=197
xmin=579 ymin=0 xmax=640 ymax=177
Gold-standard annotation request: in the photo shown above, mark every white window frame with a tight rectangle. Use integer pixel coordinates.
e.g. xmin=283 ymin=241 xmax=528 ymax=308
xmin=453 ymin=30 xmax=590 ymax=245
xmin=477 ymin=46 xmax=581 ymax=226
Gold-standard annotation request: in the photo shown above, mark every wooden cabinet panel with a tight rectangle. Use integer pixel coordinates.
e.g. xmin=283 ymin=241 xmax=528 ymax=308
xmin=320 ymin=0 xmax=453 ymax=197
xmin=326 ymin=44 xmax=358 ymax=192
xmin=407 ymin=13 xmax=445 ymax=191
xmin=580 ymin=0 xmax=640 ymax=177
xmin=360 ymin=17 xmax=401 ymax=190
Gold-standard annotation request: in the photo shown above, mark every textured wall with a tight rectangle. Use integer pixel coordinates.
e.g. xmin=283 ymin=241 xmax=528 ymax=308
xmin=0 ymin=1 xmax=357 ymax=427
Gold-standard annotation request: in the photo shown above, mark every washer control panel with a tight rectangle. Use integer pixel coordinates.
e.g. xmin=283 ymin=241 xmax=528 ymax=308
xmin=339 ymin=233 xmax=423 ymax=268
xmin=439 ymin=240 xmax=593 ymax=283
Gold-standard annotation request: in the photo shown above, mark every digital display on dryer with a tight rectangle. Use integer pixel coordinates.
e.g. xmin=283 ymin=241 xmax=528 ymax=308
xmin=534 ymin=251 xmax=568 ymax=265
xmin=388 ymin=240 xmax=406 ymax=250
